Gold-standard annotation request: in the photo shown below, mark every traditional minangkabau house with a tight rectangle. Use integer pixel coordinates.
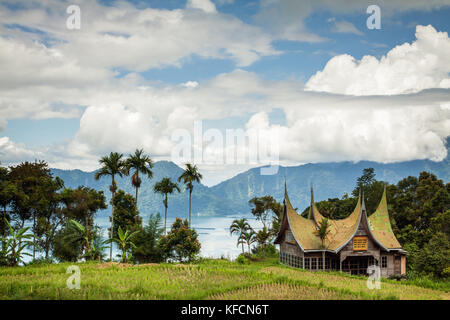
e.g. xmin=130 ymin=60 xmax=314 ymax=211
xmin=275 ymin=184 xmax=407 ymax=277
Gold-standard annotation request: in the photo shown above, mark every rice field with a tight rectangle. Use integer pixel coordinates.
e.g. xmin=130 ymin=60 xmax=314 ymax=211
xmin=0 ymin=258 xmax=448 ymax=300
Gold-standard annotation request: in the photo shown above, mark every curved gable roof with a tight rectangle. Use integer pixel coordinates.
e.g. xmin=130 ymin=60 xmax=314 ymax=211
xmin=367 ymin=187 xmax=402 ymax=249
xmin=283 ymin=189 xmax=322 ymax=250
xmin=276 ymin=186 xmax=403 ymax=252
xmin=312 ymin=195 xmax=362 ymax=251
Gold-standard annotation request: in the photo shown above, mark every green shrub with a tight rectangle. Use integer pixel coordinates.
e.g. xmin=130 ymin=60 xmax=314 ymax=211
xmin=236 ymin=254 xmax=249 ymax=265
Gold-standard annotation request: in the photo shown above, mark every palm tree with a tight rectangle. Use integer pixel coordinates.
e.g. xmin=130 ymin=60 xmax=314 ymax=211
xmin=314 ymin=218 xmax=331 ymax=271
xmin=104 ymin=226 xmax=139 ymax=263
xmin=94 ymin=152 xmax=127 ymax=261
xmin=178 ymin=163 xmax=202 ymax=228
xmin=125 ymin=149 xmax=153 ymax=205
xmin=255 ymin=227 xmax=271 ymax=260
xmin=240 ymin=229 xmax=256 ymax=254
xmin=229 ymin=218 xmax=251 ymax=255
xmin=154 ymin=178 xmax=180 ymax=236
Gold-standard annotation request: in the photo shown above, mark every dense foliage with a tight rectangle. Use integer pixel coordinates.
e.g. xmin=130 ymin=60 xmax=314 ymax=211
xmin=160 ymin=218 xmax=201 ymax=262
xmin=0 ymin=156 xmax=201 ymax=266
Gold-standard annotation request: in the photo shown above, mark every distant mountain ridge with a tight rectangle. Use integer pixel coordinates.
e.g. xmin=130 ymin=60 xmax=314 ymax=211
xmin=51 ymin=143 xmax=449 ymax=219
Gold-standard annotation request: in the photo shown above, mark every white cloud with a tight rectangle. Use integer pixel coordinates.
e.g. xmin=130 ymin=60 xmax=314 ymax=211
xmin=0 ymin=0 xmax=277 ymax=71
xmin=306 ymin=25 xmax=450 ymax=95
xmin=187 ymin=0 xmax=217 ymax=13
xmin=0 ymin=0 xmax=449 ymax=175
xmin=0 ymin=137 xmax=44 ymax=163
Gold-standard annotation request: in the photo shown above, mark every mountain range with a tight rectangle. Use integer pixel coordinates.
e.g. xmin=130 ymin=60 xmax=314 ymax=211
xmin=51 ymin=141 xmax=449 ymax=220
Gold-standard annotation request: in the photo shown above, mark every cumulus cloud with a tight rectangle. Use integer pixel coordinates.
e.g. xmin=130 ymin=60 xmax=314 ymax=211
xmin=0 ymin=137 xmax=44 ymax=163
xmin=0 ymin=1 xmax=449 ymax=175
xmin=305 ymin=25 xmax=450 ymax=95
xmin=0 ymin=0 xmax=277 ymax=71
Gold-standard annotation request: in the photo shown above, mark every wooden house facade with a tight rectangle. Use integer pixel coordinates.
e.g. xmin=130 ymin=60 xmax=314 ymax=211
xmin=274 ymin=185 xmax=407 ymax=277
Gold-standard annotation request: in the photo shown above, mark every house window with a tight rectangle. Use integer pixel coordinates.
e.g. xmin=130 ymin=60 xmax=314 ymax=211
xmin=318 ymin=257 xmax=323 ymax=269
xmin=325 ymin=258 xmax=330 ymax=270
xmin=305 ymin=258 xmax=310 ymax=269
xmin=311 ymin=257 xmax=317 ymax=270
xmin=381 ymin=256 xmax=387 ymax=268
xmin=353 ymin=236 xmax=368 ymax=251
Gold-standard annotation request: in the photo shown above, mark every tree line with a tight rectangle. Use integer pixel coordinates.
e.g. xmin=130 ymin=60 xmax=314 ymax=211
xmin=0 ymin=149 xmax=202 ymax=266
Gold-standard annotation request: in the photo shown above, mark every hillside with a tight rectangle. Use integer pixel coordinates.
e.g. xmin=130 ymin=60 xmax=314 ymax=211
xmin=52 ymin=147 xmax=449 ymax=218
xmin=52 ymin=161 xmax=240 ymax=218
xmin=211 ymin=157 xmax=450 ymax=213
xmin=0 ymin=259 xmax=448 ymax=300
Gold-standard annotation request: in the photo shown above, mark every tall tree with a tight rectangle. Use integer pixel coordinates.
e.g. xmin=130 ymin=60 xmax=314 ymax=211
xmin=154 ymin=178 xmax=180 ymax=236
xmin=60 ymin=186 xmax=107 ymax=260
xmin=111 ymin=190 xmax=142 ymax=238
xmin=248 ymin=196 xmax=278 ymax=230
xmin=8 ymin=161 xmax=61 ymax=260
xmin=34 ymin=175 xmax=65 ymax=259
xmin=94 ymin=152 xmax=127 ymax=261
xmin=229 ymin=218 xmax=251 ymax=255
xmin=125 ymin=149 xmax=153 ymax=206
xmin=0 ymin=165 xmax=15 ymax=248
xmin=178 ymin=163 xmax=203 ymax=228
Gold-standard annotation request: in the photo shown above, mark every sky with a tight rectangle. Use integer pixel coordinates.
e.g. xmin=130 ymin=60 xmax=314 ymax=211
xmin=0 ymin=0 xmax=449 ymax=186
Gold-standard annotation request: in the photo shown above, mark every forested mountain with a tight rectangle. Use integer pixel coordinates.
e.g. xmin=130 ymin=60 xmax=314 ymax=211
xmin=52 ymin=145 xmax=449 ymax=218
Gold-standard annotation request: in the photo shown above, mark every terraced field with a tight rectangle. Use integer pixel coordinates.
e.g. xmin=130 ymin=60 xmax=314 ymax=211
xmin=0 ymin=259 xmax=448 ymax=300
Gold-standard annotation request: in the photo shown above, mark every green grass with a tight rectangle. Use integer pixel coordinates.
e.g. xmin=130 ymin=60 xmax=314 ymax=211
xmin=0 ymin=258 xmax=448 ymax=300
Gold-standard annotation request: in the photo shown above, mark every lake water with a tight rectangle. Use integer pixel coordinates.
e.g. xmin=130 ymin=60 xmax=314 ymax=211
xmin=95 ymin=215 xmax=265 ymax=260
xmin=22 ymin=215 xmax=264 ymax=263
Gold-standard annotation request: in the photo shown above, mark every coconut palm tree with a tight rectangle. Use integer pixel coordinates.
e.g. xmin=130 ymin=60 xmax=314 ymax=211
xmin=314 ymin=218 xmax=331 ymax=271
xmin=125 ymin=149 xmax=153 ymax=206
xmin=154 ymin=178 xmax=180 ymax=236
xmin=229 ymin=218 xmax=251 ymax=255
xmin=240 ymin=229 xmax=256 ymax=254
xmin=178 ymin=163 xmax=202 ymax=228
xmin=104 ymin=226 xmax=139 ymax=263
xmin=94 ymin=152 xmax=127 ymax=261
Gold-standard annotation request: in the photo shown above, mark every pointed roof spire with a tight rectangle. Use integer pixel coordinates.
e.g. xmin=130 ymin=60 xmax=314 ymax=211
xmin=308 ymin=184 xmax=315 ymax=220
xmin=361 ymin=189 xmax=366 ymax=214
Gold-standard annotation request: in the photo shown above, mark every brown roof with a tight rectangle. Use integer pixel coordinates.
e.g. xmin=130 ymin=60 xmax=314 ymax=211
xmin=312 ymin=196 xmax=362 ymax=251
xmin=282 ymin=190 xmax=322 ymax=250
xmin=276 ymin=186 xmax=403 ymax=252
xmin=367 ymin=187 xmax=402 ymax=249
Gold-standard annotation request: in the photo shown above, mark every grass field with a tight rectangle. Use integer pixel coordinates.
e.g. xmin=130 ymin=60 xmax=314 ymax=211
xmin=0 ymin=258 xmax=448 ymax=300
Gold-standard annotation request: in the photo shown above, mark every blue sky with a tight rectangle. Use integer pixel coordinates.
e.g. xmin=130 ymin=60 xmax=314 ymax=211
xmin=0 ymin=0 xmax=449 ymax=185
